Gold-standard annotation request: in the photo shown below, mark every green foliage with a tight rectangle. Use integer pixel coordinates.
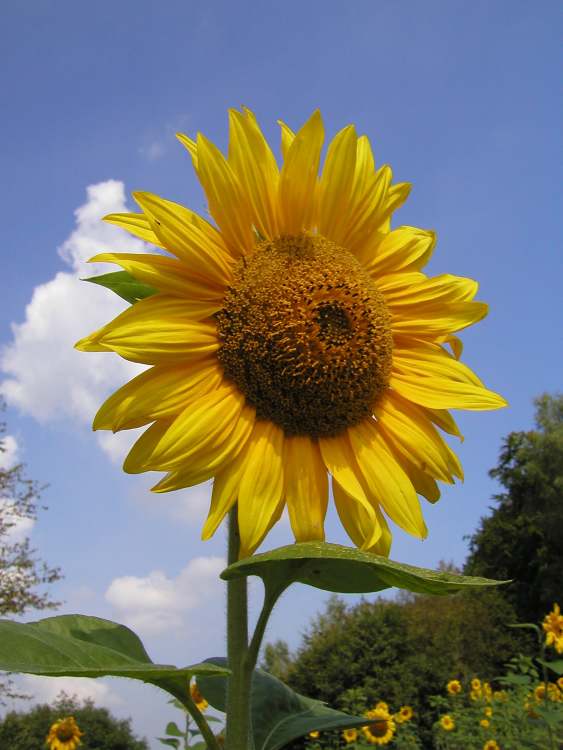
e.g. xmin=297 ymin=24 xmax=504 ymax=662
xmin=465 ymin=392 xmax=563 ymax=623
xmin=0 ymin=614 xmax=229 ymax=706
xmin=0 ymin=692 xmax=148 ymax=749
xmin=83 ymin=270 xmax=157 ymax=304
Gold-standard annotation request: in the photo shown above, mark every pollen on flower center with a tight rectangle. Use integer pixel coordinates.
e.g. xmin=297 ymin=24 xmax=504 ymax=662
xmin=216 ymin=233 xmax=393 ymax=437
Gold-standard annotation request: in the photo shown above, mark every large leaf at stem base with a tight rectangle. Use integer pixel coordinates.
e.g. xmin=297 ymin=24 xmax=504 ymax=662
xmin=221 ymin=542 xmax=507 ymax=595
xmin=0 ymin=615 xmax=228 ymax=704
xmin=198 ymin=658 xmax=368 ymax=750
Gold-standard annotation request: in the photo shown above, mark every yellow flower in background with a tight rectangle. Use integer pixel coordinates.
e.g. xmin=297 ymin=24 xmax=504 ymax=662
xmin=447 ymin=679 xmax=462 ymax=695
xmin=471 ymin=678 xmax=482 ymax=692
xmin=492 ymin=690 xmax=507 ymax=702
xmin=397 ymin=705 xmax=413 ymax=722
xmin=77 ymin=108 xmax=506 ymax=558
xmin=309 ymin=730 xmax=320 ymax=739
xmin=470 ymin=690 xmax=481 ymax=702
xmin=483 ymin=741 xmax=500 ymax=750
xmin=533 ymin=682 xmax=561 ymax=703
xmin=363 ymin=706 xmax=396 ymax=745
xmin=484 ymin=706 xmax=493 ymax=717
xmin=480 ymin=719 xmax=490 ymax=728
xmin=543 ymin=603 xmax=563 ymax=654
xmin=190 ymin=680 xmax=208 ymax=711
xmin=374 ymin=701 xmax=389 ymax=713
xmin=46 ymin=717 xmax=83 ymax=750
xmin=558 ymin=677 xmax=563 ymax=691
xmin=440 ymin=714 xmax=455 ymax=731
xmin=343 ymin=728 xmax=358 ymax=743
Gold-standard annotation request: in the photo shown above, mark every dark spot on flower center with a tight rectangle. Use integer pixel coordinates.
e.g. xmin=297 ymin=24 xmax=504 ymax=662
xmin=216 ymin=233 xmax=393 ymax=437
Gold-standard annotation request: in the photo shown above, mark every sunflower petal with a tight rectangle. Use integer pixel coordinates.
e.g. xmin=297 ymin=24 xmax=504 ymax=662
xmin=318 ymin=124 xmax=357 ymax=243
xmin=176 ymin=132 xmax=198 ymax=168
xmin=392 ymin=339 xmax=484 ymax=387
xmin=348 ymin=418 xmax=427 ymax=538
xmin=196 ymin=133 xmax=254 ymax=256
xmin=332 ymin=478 xmax=385 ymax=553
xmin=93 ymin=359 xmax=222 ymax=432
xmin=133 ymin=191 xmax=234 ymax=285
xmin=237 ymin=420 xmax=285 ymax=557
xmin=278 ymin=120 xmax=296 ymax=161
xmin=90 ymin=253 xmax=224 ymax=306
xmin=384 ymin=274 xmax=479 ymax=307
xmin=202 ymin=448 xmax=249 ymax=540
xmin=103 ymin=212 xmax=163 ymax=246
xmin=75 ymin=295 xmax=219 ymax=364
xmin=390 ymin=301 xmax=488 ymax=337
xmin=390 ymin=372 xmax=507 ymax=410
xmin=228 ymin=108 xmax=279 ymax=239
xmin=284 ymin=436 xmax=328 ymax=542
xmin=365 ymin=226 xmax=436 ymax=275
xmin=278 ymin=110 xmax=324 ymax=234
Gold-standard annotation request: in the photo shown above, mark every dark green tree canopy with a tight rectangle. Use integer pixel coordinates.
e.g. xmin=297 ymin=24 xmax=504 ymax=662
xmin=464 ymin=393 xmax=563 ymax=623
xmin=0 ymin=693 xmax=148 ymax=750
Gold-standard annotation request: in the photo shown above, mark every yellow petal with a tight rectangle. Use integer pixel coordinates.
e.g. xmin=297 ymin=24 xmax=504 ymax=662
xmin=364 ymin=226 xmax=436 ymax=276
xmin=90 ymin=253 xmax=225 ymax=309
xmin=342 ymin=164 xmax=391 ymax=260
xmin=390 ymin=301 xmax=488 ymax=337
xmin=318 ymin=124 xmax=357 ymax=243
xmin=332 ymin=478 xmax=385 ymax=553
xmin=390 ymin=371 xmax=507 ymax=411
xmin=228 ymin=108 xmax=279 ymax=239
xmin=375 ymin=392 xmax=462 ymax=482
xmin=278 ymin=110 xmax=324 ymax=234
xmin=196 ymin=133 xmax=254 ymax=256
xmin=389 ymin=448 xmax=441 ymax=504
xmin=202 ymin=447 xmax=249 ymax=540
xmin=152 ymin=404 xmax=255 ymax=493
xmin=103 ymin=212 xmax=163 ymax=246
xmin=392 ymin=339 xmax=484 ymax=387
xmin=133 ymin=191 xmax=234 ymax=285
xmin=442 ymin=334 xmax=463 ymax=360
xmin=418 ymin=405 xmax=463 ymax=441
xmin=76 ymin=295 xmax=219 ymax=364
xmin=278 ymin=120 xmax=295 ymax=161
xmin=237 ymin=420 xmax=285 ymax=557
xmin=384 ymin=274 xmax=479 ymax=307
xmin=284 ymin=436 xmax=328 ymax=542
xmin=124 ymin=385 xmax=244 ymax=472
xmin=348 ymin=419 xmax=427 ymax=539
xmin=93 ymin=359 xmax=222 ymax=432
xmin=176 ymin=132 xmax=198 ymax=168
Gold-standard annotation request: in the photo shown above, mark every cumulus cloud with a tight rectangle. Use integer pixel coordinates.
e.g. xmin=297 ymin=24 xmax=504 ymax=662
xmin=105 ymin=556 xmax=225 ymax=636
xmin=1 ymin=181 xmax=148 ymax=460
xmin=20 ymin=674 xmax=121 ymax=707
xmin=139 ymin=141 xmax=166 ymax=161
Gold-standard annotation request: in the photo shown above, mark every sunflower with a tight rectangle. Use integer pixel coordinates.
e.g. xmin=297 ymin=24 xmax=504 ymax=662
xmin=76 ymin=109 xmax=506 ymax=558
xmin=447 ymin=679 xmax=462 ymax=695
xmin=480 ymin=719 xmax=490 ymax=729
xmin=190 ymin=679 xmax=208 ymax=711
xmin=543 ymin=603 xmax=563 ymax=654
xmin=363 ymin=707 xmax=396 ymax=745
xmin=342 ymin=728 xmax=358 ymax=743
xmin=439 ymin=714 xmax=455 ymax=731
xmin=46 ymin=717 xmax=83 ymax=750
xmin=483 ymin=741 xmax=500 ymax=750
xmin=394 ymin=705 xmax=413 ymax=723
xmin=308 ymin=730 xmax=320 ymax=739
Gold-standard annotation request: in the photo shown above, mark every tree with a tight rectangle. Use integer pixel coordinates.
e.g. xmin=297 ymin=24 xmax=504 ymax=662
xmin=0 ymin=400 xmax=62 ymax=700
xmin=0 ymin=692 xmax=149 ymax=750
xmin=464 ymin=393 xmax=563 ymax=624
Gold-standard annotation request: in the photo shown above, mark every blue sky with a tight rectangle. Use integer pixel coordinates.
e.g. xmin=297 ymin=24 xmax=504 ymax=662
xmin=1 ymin=1 xmax=561 ymax=746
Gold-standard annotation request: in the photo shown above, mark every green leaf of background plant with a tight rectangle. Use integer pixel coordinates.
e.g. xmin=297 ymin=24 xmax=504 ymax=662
xmin=0 ymin=615 xmax=228 ymax=704
xmin=165 ymin=722 xmax=185 ymax=738
xmin=537 ymin=658 xmax=563 ymax=675
xmin=83 ymin=270 xmax=157 ymax=304
xmin=198 ymin=658 xmax=368 ymax=750
xmin=222 ymin=542 xmax=507 ymax=595
xmin=158 ymin=739 xmax=181 ymax=749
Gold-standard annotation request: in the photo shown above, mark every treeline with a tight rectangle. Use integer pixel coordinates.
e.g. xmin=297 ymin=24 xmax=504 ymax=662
xmin=261 ymin=393 xmax=562 ymax=745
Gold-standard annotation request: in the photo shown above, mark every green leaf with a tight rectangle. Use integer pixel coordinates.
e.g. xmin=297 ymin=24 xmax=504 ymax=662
xmin=537 ymin=658 xmax=563 ymax=675
xmin=165 ymin=722 xmax=185 ymax=738
xmin=158 ymin=739 xmax=180 ymax=749
xmin=83 ymin=270 xmax=157 ymax=304
xmin=508 ymin=623 xmax=541 ymax=633
xmin=221 ymin=542 xmax=507 ymax=595
xmin=0 ymin=615 xmax=229 ymax=704
xmin=198 ymin=658 xmax=368 ymax=750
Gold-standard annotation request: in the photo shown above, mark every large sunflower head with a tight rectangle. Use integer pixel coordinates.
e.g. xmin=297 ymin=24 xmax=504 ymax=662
xmin=76 ymin=108 xmax=506 ymax=558
xmin=362 ymin=706 xmax=396 ymax=745
xmin=46 ymin=716 xmax=83 ymax=750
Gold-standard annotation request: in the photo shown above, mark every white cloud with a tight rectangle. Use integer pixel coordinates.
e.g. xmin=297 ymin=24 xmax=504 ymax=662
xmin=105 ymin=556 xmax=225 ymax=636
xmin=0 ymin=434 xmax=19 ymax=469
xmin=140 ymin=141 xmax=166 ymax=161
xmin=0 ymin=500 xmax=35 ymax=541
xmin=20 ymin=674 xmax=121 ymax=707
xmin=1 ymin=181 xmax=148 ymax=460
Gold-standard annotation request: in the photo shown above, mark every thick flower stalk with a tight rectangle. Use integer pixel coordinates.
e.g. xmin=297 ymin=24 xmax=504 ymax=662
xmin=76 ymin=108 xmax=506 ymax=559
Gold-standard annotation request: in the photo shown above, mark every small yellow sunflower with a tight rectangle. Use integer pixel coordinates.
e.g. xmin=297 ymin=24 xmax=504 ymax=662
xmin=46 ymin=717 xmax=83 ymax=750
xmin=308 ymin=730 xmax=320 ymax=739
xmin=447 ymin=679 xmax=462 ymax=695
xmin=480 ymin=719 xmax=490 ymax=729
xmin=484 ymin=706 xmax=493 ymax=718
xmin=439 ymin=714 xmax=455 ymax=731
xmin=533 ymin=682 xmax=560 ymax=703
xmin=558 ymin=677 xmax=563 ymax=691
xmin=363 ymin=707 xmax=396 ymax=745
xmin=343 ymin=728 xmax=358 ymax=743
xmin=190 ymin=680 xmax=208 ymax=711
xmin=77 ymin=109 xmax=506 ymax=558
xmin=483 ymin=741 xmax=500 ymax=750
xmin=471 ymin=678 xmax=482 ymax=692
xmin=543 ymin=603 xmax=563 ymax=654
xmin=397 ymin=705 xmax=413 ymax=722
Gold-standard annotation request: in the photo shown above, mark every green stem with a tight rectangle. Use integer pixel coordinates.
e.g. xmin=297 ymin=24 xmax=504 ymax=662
xmin=184 ymin=691 xmax=220 ymax=750
xmin=246 ymin=579 xmax=289 ymax=674
xmin=226 ymin=507 xmax=251 ymax=750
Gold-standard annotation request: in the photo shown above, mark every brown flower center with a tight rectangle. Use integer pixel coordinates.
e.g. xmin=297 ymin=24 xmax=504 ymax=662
xmin=216 ymin=233 xmax=392 ymax=437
